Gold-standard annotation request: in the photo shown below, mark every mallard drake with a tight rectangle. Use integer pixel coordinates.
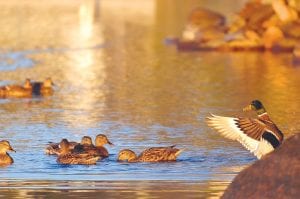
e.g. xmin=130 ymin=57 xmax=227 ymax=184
xmin=31 ymin=77 xmax=54 ymax=96
xmin=0 ymin=79 xmax=32 ymax=98
xmin=56 ymin=139 xmax=100 ymax=165
xmin=73 ymin=134 xmax=113 ymax=158
xmin=0 ymin=140 xmax=16 ymax=166
xmin=206 ymin=100 xmax=284 ymax=159
xmin=44 ymin=136 xmax=90 ymax=155
xmin=117 ymin=145 xmax=183 ymax=162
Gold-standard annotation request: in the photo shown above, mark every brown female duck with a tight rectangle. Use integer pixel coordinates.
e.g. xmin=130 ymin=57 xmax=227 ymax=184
xmin=206 ymin=100 xmax=284 ymax=159
xmin=31 ymin=77 xmax=54 ymax=96
xmin=117 ymin=145 xmax=183 ymax=162
xmin=73 ymin=134 xmax=113 ymax=158
xmin=45 ymin=136 xmax=91 ymax=155
xmin=0 ymin=140 xmax=16 ymax=166
xmin=0 ymin=79 xmax=32 ymax=98
xmin=57 ymin=139 xmax=100 ymax=165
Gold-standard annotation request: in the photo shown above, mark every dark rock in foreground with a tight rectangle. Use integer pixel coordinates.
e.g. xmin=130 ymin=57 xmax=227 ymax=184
xmin=222 ymin=134 xmax=300 ymax=199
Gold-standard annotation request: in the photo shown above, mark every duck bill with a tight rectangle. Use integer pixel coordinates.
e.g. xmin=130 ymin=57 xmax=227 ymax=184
xmin=243 ymin=104 xmax=253 ymax=112
xmin=107 ymin=140 xmax=114 ymax=146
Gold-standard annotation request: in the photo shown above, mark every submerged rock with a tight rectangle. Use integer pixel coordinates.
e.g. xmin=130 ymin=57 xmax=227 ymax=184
xmin=222 ymin=134 xmax=300 ymax=199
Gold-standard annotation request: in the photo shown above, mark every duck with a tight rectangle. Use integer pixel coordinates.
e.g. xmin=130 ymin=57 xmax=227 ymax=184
xmin=45 ymin=136 xmax=90 ymax=155
xmin=56 ymin=139 xmax=100 ymax=165
xmin=31 ymin=77 xmax=54 ymax=96
xmin=0 ymin=140 xmax=16 ymax=166
xmin=73 ymin=134 xmax=113 ymax=158
xmin=0 ymin=79 xmax=32 ymax=98
xmin=206 ymin=100 xmax=284 ymax=159
xmin=117 ymin=145 xmax=183 ymax=162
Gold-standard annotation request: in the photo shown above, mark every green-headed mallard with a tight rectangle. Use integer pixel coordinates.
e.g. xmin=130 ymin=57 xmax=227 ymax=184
xmin=32 ymin=77 xmax=54 ymax=96
xmin=0 ymin=79 xmax=32 ymax=98
xmin=0 ymin=140 xmax=16 ymax=166
xmin=73 ymin=134 xmax=113 ymax=158
xmin=206 ymin=100 xmax=284 ymax=159
xmin=56 ymin=139 xmax=100 ymax=165
xmin=117 ymin=145 xmax=183 ymax=162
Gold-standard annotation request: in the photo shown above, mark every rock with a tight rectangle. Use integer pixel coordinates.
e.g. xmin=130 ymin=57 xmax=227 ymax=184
xmin=182 ymin=7 xmax=226 ymax=42
xmin=272 ymin=0 xmax=299 ymax=22
xmin=222 ymin=134 xmax=300 ymax=199
xmin=239 ymin=1 xmax=274 ymax=34
xmin=263 ymin=26 xmax=284 ymax=49
xmin=187 ymin=7 xmax=226 ymax=29
xmin=292 ymin=44 xmax=300 ymax=65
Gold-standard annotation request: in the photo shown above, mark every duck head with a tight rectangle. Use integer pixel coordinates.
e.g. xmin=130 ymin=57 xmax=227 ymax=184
xmin=43 ymin=78 xmax=54 ymax=88
xmin=81 ymin=136 xmax=93 ymax=146
xmin=0 ymin=140 xmax=16 ymax=154
xmin=95 ymin=134 xmax=113 ymax=147
xmin=24 ymin=79 xmax=32 ymax=89
xmin=59 ymin=139 xmax=71 ymax=154
xmin=117 ymin=149 xmax=137 ymax=162
xmin=243 ymin=100 xmax=266 ymax=115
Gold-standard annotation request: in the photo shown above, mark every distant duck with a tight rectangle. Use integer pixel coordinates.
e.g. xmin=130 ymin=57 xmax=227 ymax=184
xmin=45 ymin=137 xmax=86 ymax=155
xmin=0 ymin=140 xmax=16 ymax=166
xmin=206 ymin=100 xmax=284 ymax=159
xmin=73 ymin=134 xmax=113 ymax=158
xmin=31 ymin=77 xmax=54 ymax=96
xmin=0 ymin=79 xmax=32 ymax=98
xmin=117 ymin=145 xmax=183 ymax=162
xmin=56 ymin=139 xmax=100 ymax=165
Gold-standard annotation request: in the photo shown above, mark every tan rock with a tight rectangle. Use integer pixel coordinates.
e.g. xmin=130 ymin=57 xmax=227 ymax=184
xmin=263 ymin=26 xmax=284 ymax=48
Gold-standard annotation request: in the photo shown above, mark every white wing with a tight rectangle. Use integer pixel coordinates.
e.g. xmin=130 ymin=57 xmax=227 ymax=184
xmin=206 ymin=114 xmax=274 ymax=159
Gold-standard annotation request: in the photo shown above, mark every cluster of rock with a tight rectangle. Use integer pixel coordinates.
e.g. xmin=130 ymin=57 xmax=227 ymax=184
xmin=179 ymin=0 xmax=300 ymax=53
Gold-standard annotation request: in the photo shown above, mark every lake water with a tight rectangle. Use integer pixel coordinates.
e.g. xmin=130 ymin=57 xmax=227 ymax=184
xmin=0 ymin=0 xmax=300 ymax=198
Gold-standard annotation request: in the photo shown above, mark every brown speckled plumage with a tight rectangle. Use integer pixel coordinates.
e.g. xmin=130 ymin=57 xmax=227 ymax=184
xmin=118 ymin=146 xmax=183 ymax=162
xmin=0 ymin=79 xmax=32 ymax=98
xmin=56 ymin=139 xmax=100 ymax=165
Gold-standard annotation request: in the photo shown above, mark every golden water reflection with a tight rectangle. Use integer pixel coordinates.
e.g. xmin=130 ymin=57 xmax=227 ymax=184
xmin=0 ymin=0 xmax=299 ymax=198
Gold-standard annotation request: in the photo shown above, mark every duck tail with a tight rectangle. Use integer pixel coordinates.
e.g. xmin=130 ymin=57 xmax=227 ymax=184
xmin=175 ymin=148 xmax=184 ymax=157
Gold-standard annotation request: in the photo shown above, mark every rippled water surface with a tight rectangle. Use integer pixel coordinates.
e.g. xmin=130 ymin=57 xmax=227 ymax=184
xmin=1 ymin=0 xmax=300 ymax=198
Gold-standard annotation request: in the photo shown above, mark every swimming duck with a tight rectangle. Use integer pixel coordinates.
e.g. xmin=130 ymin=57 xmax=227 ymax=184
xmin=45 ymin=136 xmax=88 ymax=155
xmin=56 ymin=139 xmax=100 ymax=165
xmin=31 ymin=77 xmax=54 ymax=96
xmin=72 ymin=136 xmax=94 ymax=153
xmin=0 ymin=140 xmax=16 ymax=166
xmin=206 ymin=100 xmax=284 ymax=159
xmin=0 ymin=79 xmax=32 ymax=98
xmin=73 ymin=134 xmax=113 ymax=158
xmin=117 ymin=145 xmax=183 ymax=162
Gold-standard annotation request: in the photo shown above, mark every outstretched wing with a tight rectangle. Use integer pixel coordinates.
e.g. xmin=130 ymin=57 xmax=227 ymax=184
xmin=206 ymin=114 xmax=274 ymax=159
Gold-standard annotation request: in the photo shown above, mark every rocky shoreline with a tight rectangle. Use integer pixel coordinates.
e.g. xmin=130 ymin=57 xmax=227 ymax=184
xmin=175 ymin=0 xmax=300 ymax=55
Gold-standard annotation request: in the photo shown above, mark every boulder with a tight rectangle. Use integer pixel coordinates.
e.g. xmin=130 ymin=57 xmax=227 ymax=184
xmin=222 ymin=134 xmax=300 ymax=199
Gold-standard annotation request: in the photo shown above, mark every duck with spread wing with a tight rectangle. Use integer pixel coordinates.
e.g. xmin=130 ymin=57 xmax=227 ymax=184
xmin=206 ymin=100 xmax=284 ymax=159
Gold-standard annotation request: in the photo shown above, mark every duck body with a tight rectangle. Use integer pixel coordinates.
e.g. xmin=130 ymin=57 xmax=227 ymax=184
xmin=56 ymin=139 xmax=100 ymax=165
xmin=73 ymin=134 xmax=112 ymax=158
xmin=118 ymin=145 xmax=183 ymax=162
xmin=57 ymin=153 xmax=100 ymax=165
xmin=0 ymin=79 xmax=32 ymax=98
xmin=31 ymin=77 xmax=54 ymax=96
xmin=206 ymin=100 xmax=284 ymax=159
xmin=0 ymin=140 xmax=16 ymax=166
xmin=45 ymin=141 xmax=78 ymax=155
